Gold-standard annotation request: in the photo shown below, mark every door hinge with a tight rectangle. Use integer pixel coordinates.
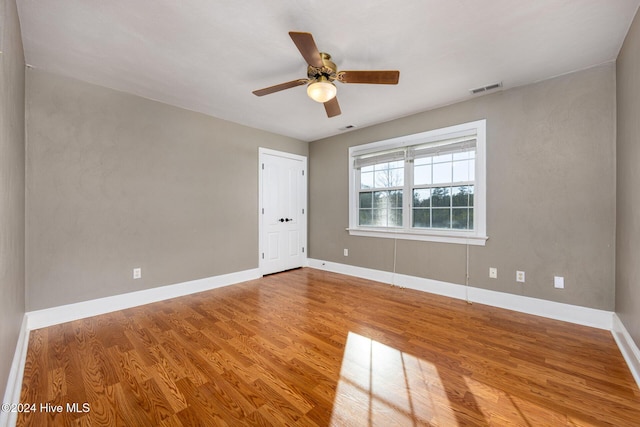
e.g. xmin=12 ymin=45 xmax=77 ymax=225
xmin=262 ymin=208 xmax=264 ymax=214
xmin=302 ymin=208 xmax=305 ymax=214
xmin=262 ymin=163 xmax=265 ymax=170
xmin=262 ymin=253 xmax=264 ymax=259
xmin=302 ymin=247 xmax=305 ymax=253
xmin=302 ymin=170 xmax=305 ymax=176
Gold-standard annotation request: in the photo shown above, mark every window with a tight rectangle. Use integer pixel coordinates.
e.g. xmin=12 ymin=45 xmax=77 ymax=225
xmin=348 ymin=120 xmax=487 ymax=245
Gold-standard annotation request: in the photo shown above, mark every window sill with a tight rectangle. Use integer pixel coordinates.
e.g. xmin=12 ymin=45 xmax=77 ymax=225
xmin=346 ymin=227 xmax=488 ymax=246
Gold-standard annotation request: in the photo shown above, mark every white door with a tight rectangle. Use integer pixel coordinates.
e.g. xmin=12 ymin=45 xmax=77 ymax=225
xmin=259 ymin=148 xmax=307 ymax=275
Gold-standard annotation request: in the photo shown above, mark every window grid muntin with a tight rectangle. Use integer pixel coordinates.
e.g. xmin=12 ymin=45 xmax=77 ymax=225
xmin=358 ymin=160 xmax=404 ymax=228
xmin=411 ymin=184 xmax=474 ymax=230
xmin=357 ymin=151 xmax=475 ymax=231
xmin=409 ymin=146 xmax=476 ymax=231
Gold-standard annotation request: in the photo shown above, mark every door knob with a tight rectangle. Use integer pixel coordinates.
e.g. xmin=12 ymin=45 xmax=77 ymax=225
xmin=279 ymin=218 xmax=285 ymax=222
xmin=285 ymin=218 xmax=292 ymax=222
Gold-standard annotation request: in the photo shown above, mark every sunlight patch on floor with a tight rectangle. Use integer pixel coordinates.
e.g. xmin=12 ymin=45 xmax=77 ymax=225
xmin=327 ymin=331 xmax=571 ymax=425
xmin=329 ymin=331 xmax=460 ymax=426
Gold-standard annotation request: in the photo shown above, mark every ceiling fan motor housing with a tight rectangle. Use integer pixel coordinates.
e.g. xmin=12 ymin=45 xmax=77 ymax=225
xmin=307 ymin=52 xmax=338 ymax=82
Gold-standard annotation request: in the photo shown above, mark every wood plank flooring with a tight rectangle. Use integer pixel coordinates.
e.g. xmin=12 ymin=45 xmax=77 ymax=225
xmin=17 ymin=268 xmax=640 ymax=426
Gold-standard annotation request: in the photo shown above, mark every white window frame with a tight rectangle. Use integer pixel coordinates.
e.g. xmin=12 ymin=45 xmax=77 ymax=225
xmin=348 ymin=119 xmax=487 ymax=246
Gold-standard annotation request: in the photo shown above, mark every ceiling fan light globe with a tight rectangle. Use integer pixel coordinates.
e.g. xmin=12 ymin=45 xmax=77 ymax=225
xmin=307 ymin=81 xmax=337 ymax=103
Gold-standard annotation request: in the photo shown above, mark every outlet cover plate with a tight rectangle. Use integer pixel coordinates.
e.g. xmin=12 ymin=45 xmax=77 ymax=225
xmin=516 ymin=271 xmax=525 ymax=283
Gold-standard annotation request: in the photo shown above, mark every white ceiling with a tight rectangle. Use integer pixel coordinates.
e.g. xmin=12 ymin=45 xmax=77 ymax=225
xmin=16 ymin=0 xmax=640 ymax=142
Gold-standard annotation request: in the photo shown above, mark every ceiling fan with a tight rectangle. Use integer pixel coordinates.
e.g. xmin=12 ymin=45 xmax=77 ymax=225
xmin=252 ymin=31 xmax=400 ymax=118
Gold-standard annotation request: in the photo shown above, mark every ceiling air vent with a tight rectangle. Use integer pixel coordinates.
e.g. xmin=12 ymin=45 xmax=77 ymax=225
xmin=470 ymin=82 xmax=502 ymax=95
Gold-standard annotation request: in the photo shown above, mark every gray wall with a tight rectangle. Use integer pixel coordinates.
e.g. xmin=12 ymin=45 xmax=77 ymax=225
xmin=0 ymin=0 xmax=25 ymax=400
xmin=26 ymin=69 xmax=307 ymax=311
xmin=616 ymin=9 xmax=640 ymax=347
xmin=309 ymin=63 xmax=616 ymax=311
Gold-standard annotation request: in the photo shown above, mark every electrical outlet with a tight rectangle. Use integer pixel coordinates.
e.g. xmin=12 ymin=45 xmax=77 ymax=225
xmin=554 ymin=276 xmax=565 ymax=289
xmin=344 ymin=248 xmax=349 ymax=256
xmin=516 ymin=270 xmax=525 ymax=283
xmin=133 ymin=268 xmax=141 ymax=279
xmin=489 ymin=267 xmax=497 ymax=279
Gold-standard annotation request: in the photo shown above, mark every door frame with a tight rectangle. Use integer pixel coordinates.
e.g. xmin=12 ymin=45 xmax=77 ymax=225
xmin=258 ymin=147 xmax=308 ymax=275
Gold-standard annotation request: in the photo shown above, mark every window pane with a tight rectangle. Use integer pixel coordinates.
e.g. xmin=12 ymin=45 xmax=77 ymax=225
xmin=452 ymin=208 xmax=471 ymax=229
xmin=468 ymin=185 xmax=475 ymax=205
xmin=374 ymin=162 xmax=389 ymax=171
xmin=414 ymin=164 xmax=431 ymax=185
xmin=375 ymin=169 xmax=389 ymax=187
xmin=373 ymin=191 xmax=388 ymax=208
xmin=431 ymin=187 xmax=450 ymax=207
xmin=415 ymin=157 xmax=432 ymax=166
xmin=359 ymin=209 xmax=373 ymax=226
xmin=452 ymin=160 xmax=471 ymax=182
xmin=390 ymin=208 xmax=403 ymax=227
xmin=389 ymin=190 xmax=403 ymax=208
xmin=412 ymin=209 xmax=430 ymax=228
xmin=389 ymin=167 xmax=404 ymax=186
xmin=453 ymin=151 xmax=473 ymax=160
xmin=432 ymin=208 xmax=451 ymax=228
xmin=433 ymin=162 xmax=452 ymax=184
xmin=359 ymin=192 xmax=405 ymax=227
xmin=413 ymin=189 xmax=430 ymax=207
xmin=452 ymin=186 xmax=471 ymax=207
xmin=361 ymin=165 xmax=374 ymax=173
xmin=433 ymin=153 xmax=452 ymax=163
xmin=361 ymin=171 xmax=374 ymax=189
xmin=373 ymin=208 xmax=387 ymax=226
xmin=359 ymin=192 xmax=373 ymax=209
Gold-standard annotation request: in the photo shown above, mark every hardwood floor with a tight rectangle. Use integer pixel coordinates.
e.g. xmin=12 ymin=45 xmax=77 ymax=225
xmin=17 ymin=268 xmax=640 ymax=426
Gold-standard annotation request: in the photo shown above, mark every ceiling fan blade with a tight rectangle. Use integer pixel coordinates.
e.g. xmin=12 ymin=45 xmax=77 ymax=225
xmin=252 ymin=79 xmax=308 ymax=97
xmin=324 ymin=97 xmax=341 ymax=118
xmin=289 ymin=31 xmax=323 ymax=68
xmin=338 ymin=70 xmax=400 ymax=85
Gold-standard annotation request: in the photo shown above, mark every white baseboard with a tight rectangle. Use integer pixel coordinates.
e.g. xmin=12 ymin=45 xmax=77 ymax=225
xmin=307 ymin=258 xmax=613 ymax=330
xmin=1 ymin=267 xmax=262 ymax=427
xmin=612 ymin=313 xmax=640 ymax=389
xmin=308 ymin=259 xmax=640 ymax=384
xmin=0 ymin=317 xmax=29 ymax=427
xmin=26 ymin=268 xmax=261 ymax=330
xmin=4 ymin=262 xmax=639 ymax=427
xmin=468 ymin=284 xmax=613 ymax=330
